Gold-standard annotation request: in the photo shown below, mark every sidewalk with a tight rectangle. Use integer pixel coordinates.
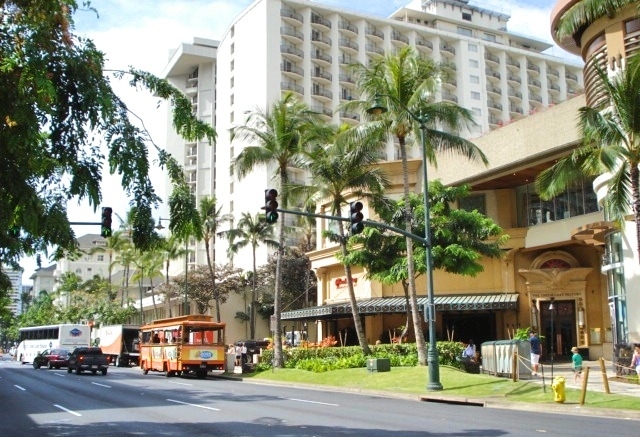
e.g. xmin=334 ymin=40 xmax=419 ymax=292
xmin=532 ymin=360 xmax=640 ymax=397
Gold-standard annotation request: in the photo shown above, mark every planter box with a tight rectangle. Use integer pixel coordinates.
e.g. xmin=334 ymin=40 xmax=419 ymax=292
xmin=367 ymin=358 xmax=390 ymax=372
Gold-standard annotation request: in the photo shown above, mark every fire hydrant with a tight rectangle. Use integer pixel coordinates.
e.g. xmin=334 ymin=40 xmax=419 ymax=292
xmin=551 ymin=376 xmax=566 ymax=403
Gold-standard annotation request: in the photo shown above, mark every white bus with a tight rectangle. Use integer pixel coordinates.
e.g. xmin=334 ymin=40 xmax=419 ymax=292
xmin=16 ymin=324 xmax=91 ymax=364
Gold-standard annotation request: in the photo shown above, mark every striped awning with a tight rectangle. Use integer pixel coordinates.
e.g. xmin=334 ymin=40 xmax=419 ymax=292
xmin=281 ymin=293 xmax=519 ymax=320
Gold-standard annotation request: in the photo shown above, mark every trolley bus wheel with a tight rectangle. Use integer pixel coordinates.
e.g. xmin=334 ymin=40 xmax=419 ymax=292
xmin=142 ymin=364 xmax=149 ymax=375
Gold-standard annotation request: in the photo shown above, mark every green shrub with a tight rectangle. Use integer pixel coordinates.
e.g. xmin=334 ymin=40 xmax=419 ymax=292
xmin=252 ymin=341 xmax=465 ymax=373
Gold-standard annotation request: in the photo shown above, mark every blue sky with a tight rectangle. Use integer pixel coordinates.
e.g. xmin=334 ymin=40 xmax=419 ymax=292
xmin=22 ymin=0 xmax=578 ymax=281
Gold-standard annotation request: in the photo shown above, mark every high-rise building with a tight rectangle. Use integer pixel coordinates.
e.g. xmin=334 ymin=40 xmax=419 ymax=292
xmin=2 ymin=267 xmax=23 ymax=315
xmin=160 ymin=0 xmax=590 ymax=344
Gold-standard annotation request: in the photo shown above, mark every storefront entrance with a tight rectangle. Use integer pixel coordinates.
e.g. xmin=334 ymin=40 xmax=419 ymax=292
xmin=539 ymin=299 xmax=577 ymax=362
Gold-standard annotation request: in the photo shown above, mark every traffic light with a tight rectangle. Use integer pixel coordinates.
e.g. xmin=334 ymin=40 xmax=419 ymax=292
xmin=101 ymin=207 xmax=113 ymax=238
xmin=264 ymin=189 xmax=279 ymax=224
xmin=349 ymin=201 xmax=364 ymax=235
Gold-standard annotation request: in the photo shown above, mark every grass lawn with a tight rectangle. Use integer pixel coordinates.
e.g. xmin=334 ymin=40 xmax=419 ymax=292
xmin=240 ymin=365 xmax=640 ymax=411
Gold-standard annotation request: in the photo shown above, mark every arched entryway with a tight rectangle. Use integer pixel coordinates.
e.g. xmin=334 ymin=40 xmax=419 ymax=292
xmin=519 ymin=251 xmax=592 ymax=361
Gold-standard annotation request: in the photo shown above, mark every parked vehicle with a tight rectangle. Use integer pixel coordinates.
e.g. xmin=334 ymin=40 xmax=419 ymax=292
xmin=234 ymin=340 xmax=270 ymax=363
xmin=32 ymin=348 xmax=70 ymax=369
xmin=96 ymin=324 xmax=140 ymax=367
xmin=67 ymin=347 xmax=109 ymax=375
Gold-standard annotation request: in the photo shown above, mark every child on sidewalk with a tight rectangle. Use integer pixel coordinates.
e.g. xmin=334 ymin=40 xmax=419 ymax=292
xmin=571 ymin=346 xmax=583 ymax=382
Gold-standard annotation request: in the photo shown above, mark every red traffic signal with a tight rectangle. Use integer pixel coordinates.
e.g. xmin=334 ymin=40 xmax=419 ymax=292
xmin=349 ymin=201 xmax=364 ymax=235
xmin=264 ymin=189 xmax=279 ymax=224
xmin=101 ymin=207 xmax=113 ymax=238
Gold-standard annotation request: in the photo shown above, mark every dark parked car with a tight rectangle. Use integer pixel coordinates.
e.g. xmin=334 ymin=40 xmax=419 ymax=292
xmin=32 ymin=348 xmax=70 ymax=369
xmin=234 ymin=340 xmax=270 ymax=363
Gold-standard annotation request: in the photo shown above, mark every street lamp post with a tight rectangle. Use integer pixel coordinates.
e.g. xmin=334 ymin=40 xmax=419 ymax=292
xmin=156 ymin=217 xmax=189 ymax=316
xmin=549 ymin=297 xmax=555 ymax=380
xmin=368 ymin=95 xmax=442 ymax=391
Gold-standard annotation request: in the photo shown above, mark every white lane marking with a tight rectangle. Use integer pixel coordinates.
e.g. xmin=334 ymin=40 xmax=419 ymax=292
xmin=166 ymin=398 xmax=220 ymax=411
xmin=54 ymin=404 xmax=82 ymax=417
xmin=54 ymin=373 xmax=65 ymax=377
xmin=14 ymin=385 xmax=26 ymax=391
xmin=282 ymin=397 xmax=339 ymax=406
xmin=91 ymin=382 xmax=111 ymax=388
xmin=168 ymin=381 xmax=193 ymax=386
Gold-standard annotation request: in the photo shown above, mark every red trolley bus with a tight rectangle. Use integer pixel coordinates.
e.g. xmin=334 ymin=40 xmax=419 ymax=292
xmin=139 ymin=315 xmax=226 ymax=378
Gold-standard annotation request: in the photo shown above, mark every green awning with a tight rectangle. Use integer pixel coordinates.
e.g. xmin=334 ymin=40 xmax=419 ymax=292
xmin=281 ymin=293 xmax=519 ymax=320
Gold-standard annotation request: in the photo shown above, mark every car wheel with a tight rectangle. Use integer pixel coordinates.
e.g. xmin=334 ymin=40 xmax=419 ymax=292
xmin=47 ymin=361 xmax=53 ymax=370
xmin=32 ymin=361 xmax=40 ymax=369
xmin=101 ymin=368 xmax=107 ymax=376
xmin=67 ymin=367 xmax=72 ymax=374
xmin=75 ymin=367 xmax=82 ymax=375
xmin=142 ymin=363 xmax=149 ymax=375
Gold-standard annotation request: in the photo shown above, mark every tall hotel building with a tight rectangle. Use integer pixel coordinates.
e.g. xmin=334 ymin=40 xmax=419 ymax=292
xmin=160 ymin=0 xmax=588 ymax=344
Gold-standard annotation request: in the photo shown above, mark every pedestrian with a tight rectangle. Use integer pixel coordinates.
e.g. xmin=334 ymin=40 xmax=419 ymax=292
xmin=631 ymin=344 xmax=640 ymax=377
xmin=234 ymin=344 xmax=242 ymax=367
xmin=529 ymin=331 xmax=541 ymax=376
xmin=571 ymin=346 xmax=583 ymax=382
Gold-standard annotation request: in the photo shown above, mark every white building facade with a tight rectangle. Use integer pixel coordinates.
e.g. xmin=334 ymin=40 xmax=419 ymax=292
xmin=159 ymin=0 xmax=586 ymax=343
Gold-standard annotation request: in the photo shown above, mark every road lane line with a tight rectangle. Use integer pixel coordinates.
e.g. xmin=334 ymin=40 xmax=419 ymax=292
xmin=14 ymin=385 xmax=26 ymax=391
xmin=166 ymin=399 xmax=220 ymax=411
xmin=54 ymin=404 xmax=82 ymax=416
xmin=282 ymin=397 xmax=339 ymax=406
xmin=168 ymin=381 xmax=193 ymax=386
xmin=91 ymin=382 xmax=111 ymax=388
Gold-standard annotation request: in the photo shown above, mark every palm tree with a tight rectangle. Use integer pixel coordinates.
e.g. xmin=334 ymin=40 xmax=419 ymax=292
xmin=158 ymin=234 xmax=186 ymax=317
xmin=304 ymin=123 xmax=389 ymax=354
xmin=131 ymin=251 xmax=164 ymax=322
xmin=223 ymin=212 xmax=279 ymax=339
xmin=89 ymin=230 xmax=130 ymax=301
xmin=537 ymin=55 xmax=640 ymax=260
xmin=346 ymin=45 xmax=487 ymax=365
xmin=231 ymin=92 xmax=326 ymax=367
xmin=197 ymin=196 xmax=233 ymax=322
xmin=553 ymin=0 xmax=638 ymax=41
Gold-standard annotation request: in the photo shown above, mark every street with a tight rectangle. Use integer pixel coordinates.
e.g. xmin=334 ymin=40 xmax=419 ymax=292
xmin=0 ymin=356 xmax=636 ymax=437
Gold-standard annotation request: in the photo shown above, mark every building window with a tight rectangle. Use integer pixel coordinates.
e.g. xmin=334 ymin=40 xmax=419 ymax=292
xmin=459 ymin=194 xmax=486 ymax=215
xmin=516 ymin=180 xmax=598 ymax=227
xmin=230 ymin=77 xmax=234 ymax=88
xmin=97 ymin=255 xmax=104 ymax=262
xmin=457 ymin=26 xmax=472 ymax=37
xmin=86 ymin=268 xmax=92 ymax=276
xmin=468 ymin=43 xmax=478 ymax=52
xmin=231 ymin=42 xmax=234 ymax=54
xmin=462 ymin=12 xmax=472 ymax=22
xmin=230 ymin=111 xmax=234 ymax=123
xmin=230 ymin=94 xmax=234 ymax=105
xmin=484 ymin=33 xmax=496 ymax=42
xmin=75 ymin=268 xmax=82 ymax=275
xmin=469 ymin=59 xmax=478 ymax=68
xmin=231 ymin=60 xmax=234 ymax=71
xmin=471 ymin=91 xmax=480 ymax=100
xmin=470 ymin=75 xmax=479 ymax=84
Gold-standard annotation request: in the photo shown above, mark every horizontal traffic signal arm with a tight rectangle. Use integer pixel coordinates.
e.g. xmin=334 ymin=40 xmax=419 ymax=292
xmin=271 ymin=207 xmax=429 ymax=246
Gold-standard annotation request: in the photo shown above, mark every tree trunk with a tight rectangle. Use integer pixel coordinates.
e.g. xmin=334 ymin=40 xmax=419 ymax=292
xmin=272 ymin=212 xmax=285 ymax=368
xmin=341 ymin=240 xmax=370 ymax=354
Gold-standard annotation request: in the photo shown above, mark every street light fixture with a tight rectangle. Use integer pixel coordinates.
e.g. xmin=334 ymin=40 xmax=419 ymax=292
xmin=156 ymin=217 xmax=190 ymax=316
xmin=368 ymin=94 xmax=442 ymax=391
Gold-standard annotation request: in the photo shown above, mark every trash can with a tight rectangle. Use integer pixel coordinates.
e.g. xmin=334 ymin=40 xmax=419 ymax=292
xmin=551 ymin=376 xmax=566 ymax=403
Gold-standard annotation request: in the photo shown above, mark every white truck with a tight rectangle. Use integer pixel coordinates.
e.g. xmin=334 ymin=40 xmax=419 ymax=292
xmin=96 ymin=324 xmax=140 ymax=367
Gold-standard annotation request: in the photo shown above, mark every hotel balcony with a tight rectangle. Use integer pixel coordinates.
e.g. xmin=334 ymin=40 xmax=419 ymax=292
xmin=281 ymin=26 xmax=303 ymax=43
xmin=338 ymin=20 xmax=358 ymax=36
xmin=506 ymin=57 xmax=520 ymax=71
xmin=280 ymin=7 xmax=303 ymax=25
xmin=439 ymin=42 xmax=456 ymax=57
xmin=281 ymin=81 xmax=304 ymax=97
xmin=311 ymin=13 xmax=331 ymax=30
xmin=311 ymin=32 xmax=332 ymax=49
xmin=365 ymin=43 xmax=384 ymax=56
xmin=339 ymin=37 xmax=358 ymax=54
xmin=507 ymin=73 xmax=522 ymax=85
xmin=484 ymin=52 xmax=500 ymax=66
xmin=441 ymin=90 xmax=458 ymax=103
xmin=311 ymin=85 xmax=332 ymax=102
xmin=415 ymin=38 xmax=433 ymax=53
xmin=281 ymin=44 xmax=304 ymax=61
xmin=311 ymin=51 xmax=332 ymax=66
xmin=485 ymin=67 xmax=501 ymax=82
xmin=365 ymin=25 xmax=384 ymax=41
xmin=281 ymin=63 xmax=304 ymax=79
xmin=311 ymin=69 xmax=332 ymax=84
xmin=391 ymin=31 xmax=409 ymax=46
xmin=526 ymin=61 xmax=541 ymax=75
xmin=311 ymin=105 xmax=333 ymax=120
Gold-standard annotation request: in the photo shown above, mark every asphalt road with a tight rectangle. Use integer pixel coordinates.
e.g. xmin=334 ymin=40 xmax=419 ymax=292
xmin=0 ymin=357 xmax=636 ymax=437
